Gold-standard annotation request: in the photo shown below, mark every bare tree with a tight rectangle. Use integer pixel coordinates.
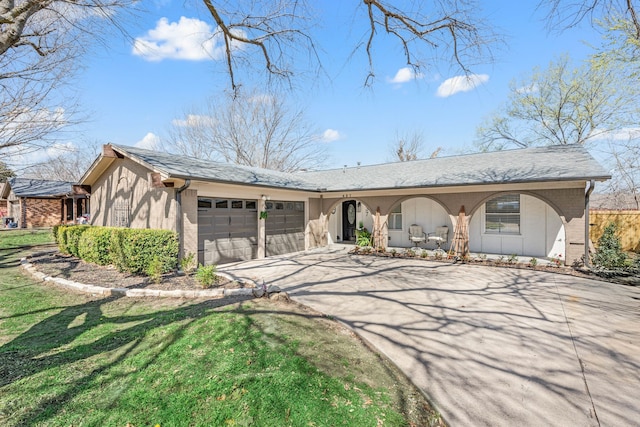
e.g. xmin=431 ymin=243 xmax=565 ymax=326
xmin=540 ymin=0 xmax=640 ymax=42
xmin=0 ymin=0 xmax=134 ymax=164
xmin=475 ymin=54 xmax=638 ymax=151
xmin=199 ymin=0 xmax=497 ymax=90
xmin=20 ymin=144 xmax=99 ymax=182
xmin=603 ymin=138 xmax=640 ymax=209
xmin=388 ymin=130 xmax=441 ymax=161
xmin=165 ymin=88 xmax=328 ymax=172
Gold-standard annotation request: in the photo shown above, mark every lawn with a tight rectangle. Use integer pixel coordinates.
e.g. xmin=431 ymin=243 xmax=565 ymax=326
xmin=0 ymin=230 xmax=441 ymax=426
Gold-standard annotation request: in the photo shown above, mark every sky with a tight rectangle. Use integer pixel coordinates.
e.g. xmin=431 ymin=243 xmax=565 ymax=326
xmin=46 ymin=0 xmax=608 ymax=169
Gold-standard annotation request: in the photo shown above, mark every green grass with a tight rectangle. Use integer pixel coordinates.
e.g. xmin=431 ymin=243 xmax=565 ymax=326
xmin=0 ymin=228 xmax=54 ymax=249
xmin=0 ymin=234 xmax=438 ymax=426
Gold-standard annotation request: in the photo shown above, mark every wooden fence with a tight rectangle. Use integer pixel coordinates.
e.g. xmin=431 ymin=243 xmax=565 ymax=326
xmin=590 ymin=210 xmax=640 ymax=253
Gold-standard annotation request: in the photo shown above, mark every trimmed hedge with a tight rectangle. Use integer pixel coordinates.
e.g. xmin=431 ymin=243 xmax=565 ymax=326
xmin=54 ymin=225 xmax=178 ymax=276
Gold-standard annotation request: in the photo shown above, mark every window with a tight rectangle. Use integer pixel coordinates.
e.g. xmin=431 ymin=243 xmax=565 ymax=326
xmin=215 ymin=199 xmax=228 ymax=209
xmin=389 ymin=204 xmax=402 ymax=230
xmin=485 ymin=194 xmax=520 ymax=234
xmin=231 ymin=200 xmax=243 ymax=209
xmin=198 ymin=198 xmax=212 ymax=209
xmin=245 ymin=200 xmax=257 ymax=210
xmin=112 ymin=200 xmax=130 ymax=227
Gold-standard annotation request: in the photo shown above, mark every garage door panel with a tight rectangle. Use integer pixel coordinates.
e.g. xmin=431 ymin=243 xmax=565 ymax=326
xmin=266 ymin=201 xmax=305 ymax=257
xmin=198 ymin=198 xmax=257 ymax=265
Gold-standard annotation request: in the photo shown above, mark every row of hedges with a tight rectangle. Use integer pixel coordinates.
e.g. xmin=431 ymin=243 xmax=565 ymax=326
xmin=53 ymin=225 xmax=178 ymax=275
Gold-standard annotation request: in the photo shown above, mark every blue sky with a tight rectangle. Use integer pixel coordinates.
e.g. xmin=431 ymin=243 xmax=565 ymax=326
xmin=65 ymin=0 xmax=604 ymax=168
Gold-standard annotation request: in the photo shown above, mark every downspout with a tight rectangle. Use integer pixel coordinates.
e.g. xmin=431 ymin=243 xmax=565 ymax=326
xmin=175 ymin=179 xmax=191 ymax=259
xmin=584 ymin=180 xmax=595 ymax=268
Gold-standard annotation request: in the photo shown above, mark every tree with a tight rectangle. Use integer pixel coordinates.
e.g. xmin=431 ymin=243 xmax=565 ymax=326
xmin=603 ymin=138 xmax=640 ymax=209
xmin=388 ymin=130 xmax=441 ymax=161
xmin=165 ymin=88 xmax=328 ymax=172
xmin=199 ymin=0 xmax=498 ymax=89
xmin=539 ymin=0 xmax=640 ymax=44
xmin=0 ymin=160 xmax=14 ymax=182
xmin=592 ymin=222 xmax=628 ymax=269
xmin=20 ymin=144 xmax=98 ymax=182
xmin=0 ymin=0 xmax=133 ymax=163
xmin=475 ymin=54 xmax=639 ymax=151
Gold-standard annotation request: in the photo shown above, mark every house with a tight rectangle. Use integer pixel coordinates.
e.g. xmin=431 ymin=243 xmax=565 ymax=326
xmin=80 ymin=143 xmax=610 ymax=266
xmin=0 ymin=178 xmax=90 ymax=228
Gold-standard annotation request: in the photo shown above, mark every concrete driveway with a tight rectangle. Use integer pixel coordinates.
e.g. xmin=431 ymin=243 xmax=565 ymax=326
xmin=221 ymin=247 xmax=640 ymax=426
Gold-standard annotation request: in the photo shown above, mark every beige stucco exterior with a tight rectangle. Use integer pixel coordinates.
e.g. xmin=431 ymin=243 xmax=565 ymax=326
xmin=85 ymin=151 xmax=592 ymax=266
xmin=90 ymin=157 xmax=177 ymax=231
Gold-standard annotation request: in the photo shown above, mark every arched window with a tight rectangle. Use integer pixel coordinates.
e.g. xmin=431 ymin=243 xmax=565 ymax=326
xmin=485 ymin=194 xmax=520 ymax=234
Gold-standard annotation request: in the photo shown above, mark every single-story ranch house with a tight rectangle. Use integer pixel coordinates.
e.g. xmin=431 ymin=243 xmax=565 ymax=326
xmin=80 ymin=144 xmax=610 ymax=266
xmin=1 ymin=178 xmax=90 ymax=228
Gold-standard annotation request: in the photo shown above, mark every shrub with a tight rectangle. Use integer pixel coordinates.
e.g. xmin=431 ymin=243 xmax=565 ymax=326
xmin=55 ymin=225 xmax=90 ymax=256
xmin=507 ymin=254 xmax=518 ymax=265
xmin=52 ymin=224 xmax=61 ymax=242
xmin=529 ymin=257 xmax=538 ymax=267
xmin=146 ymin=257 xmax=164 ymax=284
xmin=356 ymin=228 xmax=371 ymax=247
xmin=195 ymin=263 xmax=217 ymax=288
xmin=111 ymin=229 xmax=178 ymax=275
xmin=593 ymin=222 xmax=628 ymax=269
xmin=179 ymin=252 xmax=197 ymax=274
xmin=78 ymin=227 xmax=114 ymax=265
xmin=53 ymin=225 xmax=178 ymax=276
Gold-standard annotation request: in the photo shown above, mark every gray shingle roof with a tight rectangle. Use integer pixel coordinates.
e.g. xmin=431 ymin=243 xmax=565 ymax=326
xmin=299 ymin=144 xmax=611 ymax=191
xmin=112 ymin=144 xmax=610 ymax=192
xmin=112 ymin=145 xmax=319 ymax=191
xmin=8 ymin=178 xmax=74 ymax=197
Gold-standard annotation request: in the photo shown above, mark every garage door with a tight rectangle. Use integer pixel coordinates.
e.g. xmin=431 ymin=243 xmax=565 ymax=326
xmin=266 ymin=201 xmax=305 ymax=257
xmin=198 ymin=198 xmax=258 ymax=265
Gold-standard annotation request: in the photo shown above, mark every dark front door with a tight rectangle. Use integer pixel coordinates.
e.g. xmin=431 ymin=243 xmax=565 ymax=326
xmin=342 ymin=200 xmax=357 ymax=241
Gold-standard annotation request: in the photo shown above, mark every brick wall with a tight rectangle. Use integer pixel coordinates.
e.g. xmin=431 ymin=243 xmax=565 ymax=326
xmin=24 ymin=198 xmax=62 ymax=228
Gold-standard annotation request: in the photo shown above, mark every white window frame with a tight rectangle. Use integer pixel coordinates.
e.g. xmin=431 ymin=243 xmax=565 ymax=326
xmin=484 ymin=194 xmax=521 ymax=235
xmin=388 ymin=203 xmax=402 ymax=230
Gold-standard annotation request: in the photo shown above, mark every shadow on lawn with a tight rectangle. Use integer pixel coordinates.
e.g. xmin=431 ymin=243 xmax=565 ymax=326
xmin=0 ymin=294 xmax=251 ymax=425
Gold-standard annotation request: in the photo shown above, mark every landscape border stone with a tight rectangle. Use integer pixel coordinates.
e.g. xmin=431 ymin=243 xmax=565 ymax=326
xmin=20 ymin=258 xmax=280 ymax=300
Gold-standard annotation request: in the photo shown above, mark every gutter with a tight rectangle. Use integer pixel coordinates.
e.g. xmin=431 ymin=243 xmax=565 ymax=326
xmin=584 ymin=180 xmax=595 ymax=268
xmin=175 ymin=179 xmax=191 ymax=259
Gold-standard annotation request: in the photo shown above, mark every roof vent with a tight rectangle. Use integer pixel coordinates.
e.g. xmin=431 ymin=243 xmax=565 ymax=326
xmin=343 ymin=165 xmax=347 ymax=173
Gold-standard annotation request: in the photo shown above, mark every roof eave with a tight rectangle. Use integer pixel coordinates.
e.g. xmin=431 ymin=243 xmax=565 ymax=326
xmin=319 ymin=175 xmax=612 ymax=193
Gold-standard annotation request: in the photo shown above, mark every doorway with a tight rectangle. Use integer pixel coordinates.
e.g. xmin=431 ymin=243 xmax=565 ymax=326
xmin=342 ymin=200 xmax=357 ymax=241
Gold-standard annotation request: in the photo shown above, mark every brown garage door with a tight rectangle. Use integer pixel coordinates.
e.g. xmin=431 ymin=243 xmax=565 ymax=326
xmin=266 ymin=201 xmax=305 ymax=257
xmin=198 ymin=198 xmax=258 ymax=265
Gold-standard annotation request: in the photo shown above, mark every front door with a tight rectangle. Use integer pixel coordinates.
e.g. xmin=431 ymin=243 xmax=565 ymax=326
xmin=342 ymin=200 xmax=357 ymax=241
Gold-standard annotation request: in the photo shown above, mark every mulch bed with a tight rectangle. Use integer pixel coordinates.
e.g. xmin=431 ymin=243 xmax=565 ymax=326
xmin=350 ymin=248 xmax=640 ymax=286
xmin=27 ymin=250 xmax=251 ymax=291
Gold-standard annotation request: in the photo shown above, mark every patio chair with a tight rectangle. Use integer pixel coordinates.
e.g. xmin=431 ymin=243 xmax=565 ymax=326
xmin=408 ymin=224 xmax=427 ymax=247
xmin=427 ymin=226 xmax=449 ymax=251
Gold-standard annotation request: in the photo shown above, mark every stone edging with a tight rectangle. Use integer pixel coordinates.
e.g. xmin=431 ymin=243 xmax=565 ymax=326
xmin=19 ymin=258 xmax=272 ymax=299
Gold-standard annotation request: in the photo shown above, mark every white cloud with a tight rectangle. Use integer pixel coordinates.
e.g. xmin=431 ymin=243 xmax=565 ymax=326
xmin=592 ymin=127 xmax=640 ymax=141
xmin=135 ymin=132 xmax=160 ymax=150
xmin=133 ymin=17 xmax=230 ymax=61
xmin=387 ymin=67 xmax=424 ymax=84
xmin=172 ymin=114 xmax=216 ymax=127
xmin=321 ymin=129 xmax=342 ymax=142
xmin=436 ymin=74 xmax=489 ymax=97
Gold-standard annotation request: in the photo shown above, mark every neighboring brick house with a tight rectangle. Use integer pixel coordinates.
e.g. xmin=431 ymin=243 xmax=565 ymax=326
xmin=0 ymin=178 xmax=89 ymax=228
xmin=0 ymin=183 xmax=7 ymax=219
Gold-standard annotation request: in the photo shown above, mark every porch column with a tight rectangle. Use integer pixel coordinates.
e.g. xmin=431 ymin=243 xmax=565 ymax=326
xmin=257 ymin=200 xmax=267 ymax=259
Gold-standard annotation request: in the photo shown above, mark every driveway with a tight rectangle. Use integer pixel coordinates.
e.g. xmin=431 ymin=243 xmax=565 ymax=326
xmin=221 ymin=247 xmax=640 ymax=426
